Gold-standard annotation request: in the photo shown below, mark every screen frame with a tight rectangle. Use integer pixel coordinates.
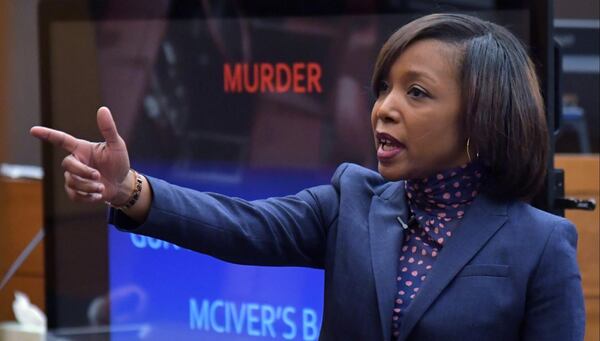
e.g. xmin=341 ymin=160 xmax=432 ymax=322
xmin=38 ymin=0 xmax=556 ymax=334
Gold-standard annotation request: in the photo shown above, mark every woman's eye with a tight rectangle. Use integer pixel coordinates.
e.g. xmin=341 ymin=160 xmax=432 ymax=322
xmin=407 ymin=86 xmax=429 ymax=99
xmin=377 ymin=80 xmax=390 ymax=95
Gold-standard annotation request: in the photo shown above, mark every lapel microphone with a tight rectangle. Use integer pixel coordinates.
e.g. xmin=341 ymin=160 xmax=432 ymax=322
xmin=396 ymin=214 xmax=416 ymax=230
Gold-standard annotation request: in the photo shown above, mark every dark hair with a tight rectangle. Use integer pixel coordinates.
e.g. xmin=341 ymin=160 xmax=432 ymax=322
xmin=372 ymin=13 xmax=548 ymax=201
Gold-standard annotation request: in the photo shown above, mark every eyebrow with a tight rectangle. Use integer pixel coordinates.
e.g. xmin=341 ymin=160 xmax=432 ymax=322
xmin=401 ymin=69 xmax=439 ymax=86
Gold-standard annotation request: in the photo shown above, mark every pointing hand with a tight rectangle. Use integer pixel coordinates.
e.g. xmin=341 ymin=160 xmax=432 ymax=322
xmin=30 ymin=107 xmax=132 ymax=204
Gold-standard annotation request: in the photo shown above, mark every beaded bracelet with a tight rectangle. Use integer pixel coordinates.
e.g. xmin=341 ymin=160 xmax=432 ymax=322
xmin=106 ymin=169 xmax=143 ymax=210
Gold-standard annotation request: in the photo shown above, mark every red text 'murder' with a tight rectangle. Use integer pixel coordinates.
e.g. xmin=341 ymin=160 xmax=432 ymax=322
xmin=224 ymin=62 xmax=323 ymax=94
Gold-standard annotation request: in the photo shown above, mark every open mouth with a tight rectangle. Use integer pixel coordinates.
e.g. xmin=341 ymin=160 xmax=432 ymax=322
xmin=376 ymin=132 xmax=404 ymax=149
xmin=376 ymin=132 xmax=405 ymax=160
xmin=379 ymin=137 xmax=399 ymax=151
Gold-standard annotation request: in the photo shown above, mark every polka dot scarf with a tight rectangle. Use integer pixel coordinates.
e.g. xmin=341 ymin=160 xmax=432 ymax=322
xmin=390 ymin=161 xmax=484 ymax=339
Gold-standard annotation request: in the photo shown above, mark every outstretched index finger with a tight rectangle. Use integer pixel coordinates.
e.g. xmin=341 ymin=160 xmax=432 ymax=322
xmin=97 ymin=106 xmax=121 ymax=147
xmin=30 ymin=126 xmax=80 ymax=153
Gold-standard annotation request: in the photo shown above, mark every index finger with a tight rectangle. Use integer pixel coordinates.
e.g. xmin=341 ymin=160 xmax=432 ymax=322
xmin=30 ymin=126 xmax=80 ymax=153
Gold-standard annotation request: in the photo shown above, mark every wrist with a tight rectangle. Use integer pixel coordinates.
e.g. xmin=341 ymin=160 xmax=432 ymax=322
xmin=113 ymin=170 xmax=134 ymax=205
xmin=108 ymin=169 xmax=138 ymax=208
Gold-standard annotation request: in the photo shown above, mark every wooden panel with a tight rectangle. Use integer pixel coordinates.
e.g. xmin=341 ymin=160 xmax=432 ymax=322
xmin=0 ymin=178 xmax=44 ymax=322
xmin=0 ymin=179 xmax=44 ymax=275
xmin=556 ymin=154 xmax=600 ymax=194
xmin=587 ymin=297 xmax=600 ymax=341
xmin=556 ymin=154 xmax=600 ymax=341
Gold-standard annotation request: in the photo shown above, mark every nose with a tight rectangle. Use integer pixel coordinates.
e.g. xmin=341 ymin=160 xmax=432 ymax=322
xmin=374 ymin=92 xmax=400 ymax=124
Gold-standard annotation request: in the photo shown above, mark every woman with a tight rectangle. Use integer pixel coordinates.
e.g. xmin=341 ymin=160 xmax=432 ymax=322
xmin=31 ymin=13 xmax=585 ymax=341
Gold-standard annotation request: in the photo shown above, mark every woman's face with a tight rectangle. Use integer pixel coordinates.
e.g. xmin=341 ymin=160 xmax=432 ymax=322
xmin=371 ymin=39 xmax=469 ymax=180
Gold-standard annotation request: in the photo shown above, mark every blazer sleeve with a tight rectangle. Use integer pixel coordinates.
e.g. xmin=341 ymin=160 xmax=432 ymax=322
xmin=108 ymin=164 xmax=349 ymax=268
xmin=520 ymin=220 xmax=586 ymax=340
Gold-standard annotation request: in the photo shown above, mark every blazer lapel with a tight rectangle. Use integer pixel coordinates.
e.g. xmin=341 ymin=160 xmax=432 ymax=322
xmin=368 ymin=184 xmax=410 ymax=341
xmin=397 ymin=194 xmax=508 ymax=341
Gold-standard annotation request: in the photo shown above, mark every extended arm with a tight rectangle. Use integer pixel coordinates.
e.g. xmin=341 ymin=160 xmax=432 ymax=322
xmin=110 ymin=176 xmax=341 ymax=268
xmin=31 ymin=106 xmax=345 ymax=268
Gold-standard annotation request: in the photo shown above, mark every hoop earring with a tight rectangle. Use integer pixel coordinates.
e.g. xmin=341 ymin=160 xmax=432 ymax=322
xmin=466 ymin=137 xmax=479 ymax=162
xmin=466 ymin=138 xmax=472 ymax=162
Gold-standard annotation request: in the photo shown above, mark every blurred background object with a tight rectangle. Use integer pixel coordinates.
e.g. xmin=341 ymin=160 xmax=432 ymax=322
xmin=554 ymin=0 xmax=599 ymax=153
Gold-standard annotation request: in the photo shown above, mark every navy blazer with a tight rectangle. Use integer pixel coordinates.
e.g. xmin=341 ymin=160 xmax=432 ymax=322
xmin=110 ymin=163 xmax=585 ymax=340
